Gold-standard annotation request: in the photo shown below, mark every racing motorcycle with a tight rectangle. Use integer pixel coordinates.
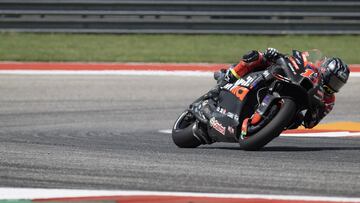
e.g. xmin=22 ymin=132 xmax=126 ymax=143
xmin=172 ymin=50 xmax=326 ymax=150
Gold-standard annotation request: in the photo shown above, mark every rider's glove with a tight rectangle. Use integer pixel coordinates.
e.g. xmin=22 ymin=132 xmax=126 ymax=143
xmin=213 ymin=69 xmax=227 ymax=88
xmin=214 ymin=67 xmax=238 ymax=86
xmin=264 ymin=47 xmax=280 ymax=62
xmin=214 ymin=69 xmax=227 ymax=81
xmin=242 ymin=50 xmax=260 ymax=63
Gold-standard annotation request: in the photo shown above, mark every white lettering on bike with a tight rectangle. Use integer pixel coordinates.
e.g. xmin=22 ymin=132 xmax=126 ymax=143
xmin=233 ymin=76 xmax=254 ymax=88
xmin=210 ymin=117 xmax=226 ymax=135
xmin=216 ymin=107 xmax=239 ymax=122
xmin=223 ymin=83 xmax=234 ymax=90
xmin=216 ymin=107 xmax=227 ymax=114
xmin=226 ymin=112 xmax=239 ymax=122
xmin=263 ymin=70 xmax=270 ymax=78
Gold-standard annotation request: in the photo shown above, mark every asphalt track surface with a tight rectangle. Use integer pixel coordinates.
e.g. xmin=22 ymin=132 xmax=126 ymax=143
xmin=0 ymin=74 xmax=359 ymax=197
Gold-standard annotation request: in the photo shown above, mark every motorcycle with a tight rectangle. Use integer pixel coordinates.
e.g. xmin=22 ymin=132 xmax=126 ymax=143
xmin=172 ymin=50 xmax=327 ymax=150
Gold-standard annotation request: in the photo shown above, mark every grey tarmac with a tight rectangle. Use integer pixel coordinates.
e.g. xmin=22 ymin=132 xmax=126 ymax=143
xmin=0 ymin=75 xmax=359 ymax=197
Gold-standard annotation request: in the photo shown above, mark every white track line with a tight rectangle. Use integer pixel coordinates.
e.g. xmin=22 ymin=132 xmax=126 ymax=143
xmin=159 ymin=129 xmax=173 ymax=134
xmin=0 ymin=70 xmax=213 ymax=76
xmin=159 ymin=129 xmax=360 ymax=138
xmin=281 ymin=131 xmax=360 ymax=138
xmin=0 ymin=70 xmax=359 ymax=77
xmin=350 ymin=72 xmax=360 ymax=77
xmin=1 ymin=188 xmax=360 ymax=202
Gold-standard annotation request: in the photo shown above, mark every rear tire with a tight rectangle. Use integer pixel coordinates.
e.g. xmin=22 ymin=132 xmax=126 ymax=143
xmin=172 ymin=111 xmax=201 ymax=148
xmin=239 ymin=98 xmax=296 ymax=151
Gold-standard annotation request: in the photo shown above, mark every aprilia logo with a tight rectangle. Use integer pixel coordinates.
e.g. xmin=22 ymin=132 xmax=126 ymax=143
xmin=210 ymin=118 xmax=226 ymax=135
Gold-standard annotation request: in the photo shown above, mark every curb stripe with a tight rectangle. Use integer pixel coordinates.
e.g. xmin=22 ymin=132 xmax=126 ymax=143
xmin=1 ymin=188 xmax=360 ymax=203
xmin=0 ymin=70 xmax=214 ymax=76
xmin=33 ymin=195 xmax=360 ymax=203
xmin=0 ymin=62 xmax=227 ymax=72
xmin=281 ymin=132 xmax=360 ymax=138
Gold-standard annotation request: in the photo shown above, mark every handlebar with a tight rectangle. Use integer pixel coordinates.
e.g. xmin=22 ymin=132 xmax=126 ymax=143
xmin=268 ymin=55 xmax=294 ymax=79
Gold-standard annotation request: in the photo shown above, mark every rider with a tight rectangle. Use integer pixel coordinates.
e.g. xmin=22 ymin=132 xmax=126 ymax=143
xmin=215 ymin=48 xmax=350 ymax=129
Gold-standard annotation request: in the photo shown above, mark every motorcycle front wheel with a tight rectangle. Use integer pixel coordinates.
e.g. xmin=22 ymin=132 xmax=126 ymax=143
xmin=172 ymin=111 xmax=202 ymax=148
xmin=239 ymin=98 xmax=296 ymax=151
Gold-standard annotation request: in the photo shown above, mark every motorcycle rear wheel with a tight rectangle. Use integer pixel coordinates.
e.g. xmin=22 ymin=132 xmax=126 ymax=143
xmin=239 ymin=98 xmax=296 ymax=151
xmin=172 ymin=111 xmax=202 ymax=148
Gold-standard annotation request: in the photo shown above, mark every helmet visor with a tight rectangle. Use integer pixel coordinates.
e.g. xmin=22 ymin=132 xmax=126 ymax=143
xmin=327 ymin=73 xmax=345 ymax=93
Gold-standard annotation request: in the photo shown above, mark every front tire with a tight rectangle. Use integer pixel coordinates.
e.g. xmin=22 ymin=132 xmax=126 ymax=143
xmin=239 ymin=98 xmax=296 ymax=151
xmin=172 ymin=111 xmax=201 ymax=148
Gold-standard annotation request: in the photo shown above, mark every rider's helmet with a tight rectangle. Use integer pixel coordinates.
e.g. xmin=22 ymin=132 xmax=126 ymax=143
xmin=320 ymin=57 xmax=350 ymax=94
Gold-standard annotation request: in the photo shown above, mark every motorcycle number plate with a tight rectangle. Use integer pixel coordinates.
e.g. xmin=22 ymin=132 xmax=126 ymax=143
xmin=230 ymin=86 xmax=249 ymax=101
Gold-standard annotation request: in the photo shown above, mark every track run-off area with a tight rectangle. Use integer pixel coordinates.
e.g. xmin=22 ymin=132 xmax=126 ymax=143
xmin=0 ymin=62 xmax=359 ymax=203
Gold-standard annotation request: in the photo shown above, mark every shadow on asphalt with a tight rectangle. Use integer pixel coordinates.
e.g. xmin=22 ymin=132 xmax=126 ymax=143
xmin=200 ymin=146 xmax=360 ymax=152
xmin=261 ymin=146 xmax=360 ymax=152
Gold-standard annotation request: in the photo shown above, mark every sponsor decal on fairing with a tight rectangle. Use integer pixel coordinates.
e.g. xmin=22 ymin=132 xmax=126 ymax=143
xmin=234 ymin=75 xmax=254 ymax=87
xmin=216 ymin=107 xmax=239 ymax=122
xmin=216 ymin=106 xmax=227 ymax=114
xmin=209 ymin=117 xmax=226 ymax=135
xmin=223 ymin=83 xmax=234 ymax=91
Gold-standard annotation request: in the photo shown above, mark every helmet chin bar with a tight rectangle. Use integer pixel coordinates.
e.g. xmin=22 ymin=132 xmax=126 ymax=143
xmin=327 ymin=73 xmax=345 ymax=93
xmin=323 ymin=85 xmax=336 ymax=94
xmin=321 ymin=57 xmax=349 ymax=93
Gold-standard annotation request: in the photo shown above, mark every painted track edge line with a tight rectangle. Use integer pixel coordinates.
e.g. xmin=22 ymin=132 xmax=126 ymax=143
xmin=0 ymin=70 xmax=213 ymax=76
xmin=1 ymin=188 xmax=360 ymax=202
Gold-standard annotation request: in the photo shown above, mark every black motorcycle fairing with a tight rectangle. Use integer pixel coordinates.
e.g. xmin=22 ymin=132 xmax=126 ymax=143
xmin=205 ymin=72 xmax=269 ymax=142
xmin=206 ymin=91 xmax=243 ymax=142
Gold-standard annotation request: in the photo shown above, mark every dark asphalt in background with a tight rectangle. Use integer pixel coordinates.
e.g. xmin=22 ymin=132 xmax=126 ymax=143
xmin=0 ymin=75 xmax=359 ymax=197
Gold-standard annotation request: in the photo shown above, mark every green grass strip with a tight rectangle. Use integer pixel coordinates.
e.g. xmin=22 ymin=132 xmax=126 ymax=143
xmin=0 ymin=200 xmax=32 ymax=203
xmin=0 ymin=33 xmax=359 ymax=64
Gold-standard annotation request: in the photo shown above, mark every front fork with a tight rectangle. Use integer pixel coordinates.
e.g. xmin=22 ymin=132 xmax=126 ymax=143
xmin=240 ymin=84 xmax=282 ymax=139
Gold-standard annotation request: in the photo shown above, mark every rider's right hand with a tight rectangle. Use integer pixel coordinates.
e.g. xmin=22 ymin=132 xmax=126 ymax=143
xmin=264 ymin=47 xmax=280 ymax=61
xmin=214 ymin=68 xmax=237 ymax=86
xmin=213 ymin=69 xmax=227 ymax=81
